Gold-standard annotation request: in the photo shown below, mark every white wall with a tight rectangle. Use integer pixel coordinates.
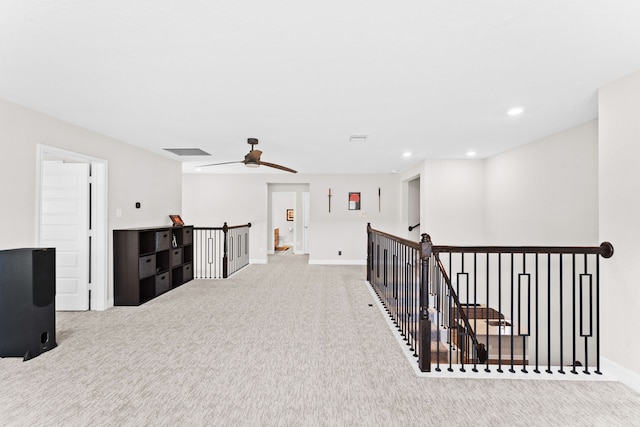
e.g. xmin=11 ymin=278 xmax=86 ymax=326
xmin=0 ymin=98 xmax=183 ymax=303
xmin=182 ymin=173 xmax=402 ymax=264
xmin=484 ymin=120 xmax=599 ymax=245
xmin=399 ymin=124 xmax=599 ymax=248
xmin=599 ymin=69 xmax=640 ymax=376
xmin=419 ymin=159 xmax=486 ymax=245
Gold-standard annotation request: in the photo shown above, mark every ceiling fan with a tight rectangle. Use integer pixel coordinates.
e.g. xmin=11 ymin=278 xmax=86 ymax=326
xmin=199 ymin=138 xmax=297 ymax=173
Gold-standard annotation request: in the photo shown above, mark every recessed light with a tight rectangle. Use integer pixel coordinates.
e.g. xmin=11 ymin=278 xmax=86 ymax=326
xmin=466 ymin=151 xmax=476 ymax=157
xmin=403 ymin=152 xmax=412 ymax=158
xmin=195 ymin=167 xmax=203 ymax=172
xmin=507 ymin=107 xmax=524 ymax=116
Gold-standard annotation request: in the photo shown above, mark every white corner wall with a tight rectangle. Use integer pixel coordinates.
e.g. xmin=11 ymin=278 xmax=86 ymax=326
xmin=484 ymin=120 xmax=599 ymax=245
xmin=419 ymin=159 xmax=486 ymax=245
xmin=599 ymin=69 xmax=640 ymax=376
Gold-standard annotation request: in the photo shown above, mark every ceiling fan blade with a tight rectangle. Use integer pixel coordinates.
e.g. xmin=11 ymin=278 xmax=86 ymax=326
xmin=198 ymin=160 xmax=243 ymax=167
xmin=259 ymin=161 xmax=298 ymax=173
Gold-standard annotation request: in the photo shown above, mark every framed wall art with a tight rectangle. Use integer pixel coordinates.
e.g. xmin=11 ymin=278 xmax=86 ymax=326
xmin=348 ymin=192 xmax=361 ymax=210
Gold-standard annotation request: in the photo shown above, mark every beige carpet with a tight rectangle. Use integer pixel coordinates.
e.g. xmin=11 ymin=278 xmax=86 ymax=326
xmin=1 ymin=251 xmax=639 ymax=426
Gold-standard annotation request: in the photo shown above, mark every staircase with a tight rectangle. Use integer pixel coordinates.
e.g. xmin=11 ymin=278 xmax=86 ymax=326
xmin=429 ymin=307 xmax=451 ymax=364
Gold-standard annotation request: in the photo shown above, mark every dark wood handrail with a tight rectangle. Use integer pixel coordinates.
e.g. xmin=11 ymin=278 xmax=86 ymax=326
xmin=431 ymin=241 xmax=613 ymax=258
xmin=367 ymin=224 xmax=420 ymax=250
xmin=194 ymin=222 xmax=251 ymax=231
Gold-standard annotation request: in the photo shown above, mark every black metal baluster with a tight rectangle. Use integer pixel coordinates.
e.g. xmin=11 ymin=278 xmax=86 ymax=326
xmin=522 ymin=253 xmax=530 ymax=373
xmin=459 ymin=253 xmax=466 ymax=372
xmin=595 ymin=254 xmax=602 ymax=375
xmin=546 ymin=253 xmax=552 ymax=374
xmin=448 ymin=254 xmax=454 ymax=372
xmin=558 ymin=255 xmax=565 ymax=374
xmin=485 ymin=253 xmax=491 ymax=373
xmin=497 ymin=254 xmax=503 ymax=373
xmin=572 ymin=253 xmax=577 ymax=375
xmin=534 ymin=253 xmax=540 ymax=374
xmin=509 ymin=253 xmax=515 ymax=373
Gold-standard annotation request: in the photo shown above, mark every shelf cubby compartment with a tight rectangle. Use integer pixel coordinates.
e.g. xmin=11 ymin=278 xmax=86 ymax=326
xmin=183 ymin=263 xmax=193 ymax=282
xmin=156 ymin=272 xmax=170 ymax=295
xmin=155 ymin=230 xmax=171 ymax=251
xmin=155 ymin=250 xmax=170 ymax=273
xmin=171 ymin=266 xmax=183 ymax=288
xmin=139 ymin=276 xmax=156 ymax=304
xmin=170 ymin=247 xmax=183 ymax=267
xmin=139 ymin=231 xmax=156 ymax=255
xmin=183 ymin=246 xmax=193 ymax=264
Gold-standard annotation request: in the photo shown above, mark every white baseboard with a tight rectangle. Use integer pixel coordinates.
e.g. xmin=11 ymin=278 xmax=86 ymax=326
xmin=601 ymin=357 xmax=640 ymax=393
xmin=308 ymin=259 xmax=367 ymax=265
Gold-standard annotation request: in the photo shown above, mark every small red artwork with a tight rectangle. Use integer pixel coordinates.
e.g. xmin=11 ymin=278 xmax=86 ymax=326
xmin=348 ymin=192 xmax=361 ymax=210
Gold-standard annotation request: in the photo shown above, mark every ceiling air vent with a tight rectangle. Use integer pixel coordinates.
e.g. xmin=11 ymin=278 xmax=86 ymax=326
xmin=349 ymin=135 xmax=368 ymax=143
xmin=163 ymin=148 xmax=211 ymax=156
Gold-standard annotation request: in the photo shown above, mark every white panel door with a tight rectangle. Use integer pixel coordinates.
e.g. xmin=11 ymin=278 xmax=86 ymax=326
xmin=40 ymin=161 xmax=90 ymax=311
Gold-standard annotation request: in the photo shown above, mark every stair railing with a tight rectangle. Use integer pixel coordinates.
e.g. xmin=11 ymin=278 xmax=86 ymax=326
xmin=367 ymin=223 xmax=615 ymax=375
xmin=193 ymin=222 xmax=251 ymax=279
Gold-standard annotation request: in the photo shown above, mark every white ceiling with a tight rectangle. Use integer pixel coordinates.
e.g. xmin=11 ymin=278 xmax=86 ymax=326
xmin=2 ymin=1 xmax=640 ymax=174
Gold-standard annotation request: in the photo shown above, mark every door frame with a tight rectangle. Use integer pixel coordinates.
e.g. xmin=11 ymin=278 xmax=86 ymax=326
xmin=302 ymin=191 xmax=310 ymax=254
xmin=35 ymin=144 xmax=109 ymax=311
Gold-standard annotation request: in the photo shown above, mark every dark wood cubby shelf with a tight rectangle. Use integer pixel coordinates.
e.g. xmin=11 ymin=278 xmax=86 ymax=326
xmin=113 ymin=225 xmax=194 ymax=306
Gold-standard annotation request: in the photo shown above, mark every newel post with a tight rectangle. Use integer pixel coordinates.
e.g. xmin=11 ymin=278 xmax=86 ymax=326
xmin=222 ymin=222 xmax=229 ymax=278
xmin=418 ymin=233 xmax=433 ymax=372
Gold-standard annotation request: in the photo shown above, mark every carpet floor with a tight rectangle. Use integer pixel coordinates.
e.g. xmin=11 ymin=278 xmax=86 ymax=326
xmin=1 ymin=251 xmax=639 ymax=426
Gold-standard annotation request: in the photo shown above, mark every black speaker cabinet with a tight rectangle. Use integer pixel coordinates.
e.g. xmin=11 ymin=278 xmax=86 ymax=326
xmin=0 ymin=248 xmax=57 ymax=361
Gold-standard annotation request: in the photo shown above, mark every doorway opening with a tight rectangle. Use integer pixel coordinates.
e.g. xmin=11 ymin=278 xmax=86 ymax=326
xmin=267 ymin=183 xmax=310 ymax=257
xmin=36 ymin=144 xmax=109 ymax=311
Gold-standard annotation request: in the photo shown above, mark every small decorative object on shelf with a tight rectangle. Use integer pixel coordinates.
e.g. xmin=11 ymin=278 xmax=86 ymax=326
xmin=172 ymin=234 xmax=178 ymax=248
xmin=169 ymin=214 xmax=184 ymax=226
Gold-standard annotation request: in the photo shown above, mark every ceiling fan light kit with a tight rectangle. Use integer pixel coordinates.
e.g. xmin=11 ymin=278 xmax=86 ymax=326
xmin=199 ymin=138 xmax=297 ymax=173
